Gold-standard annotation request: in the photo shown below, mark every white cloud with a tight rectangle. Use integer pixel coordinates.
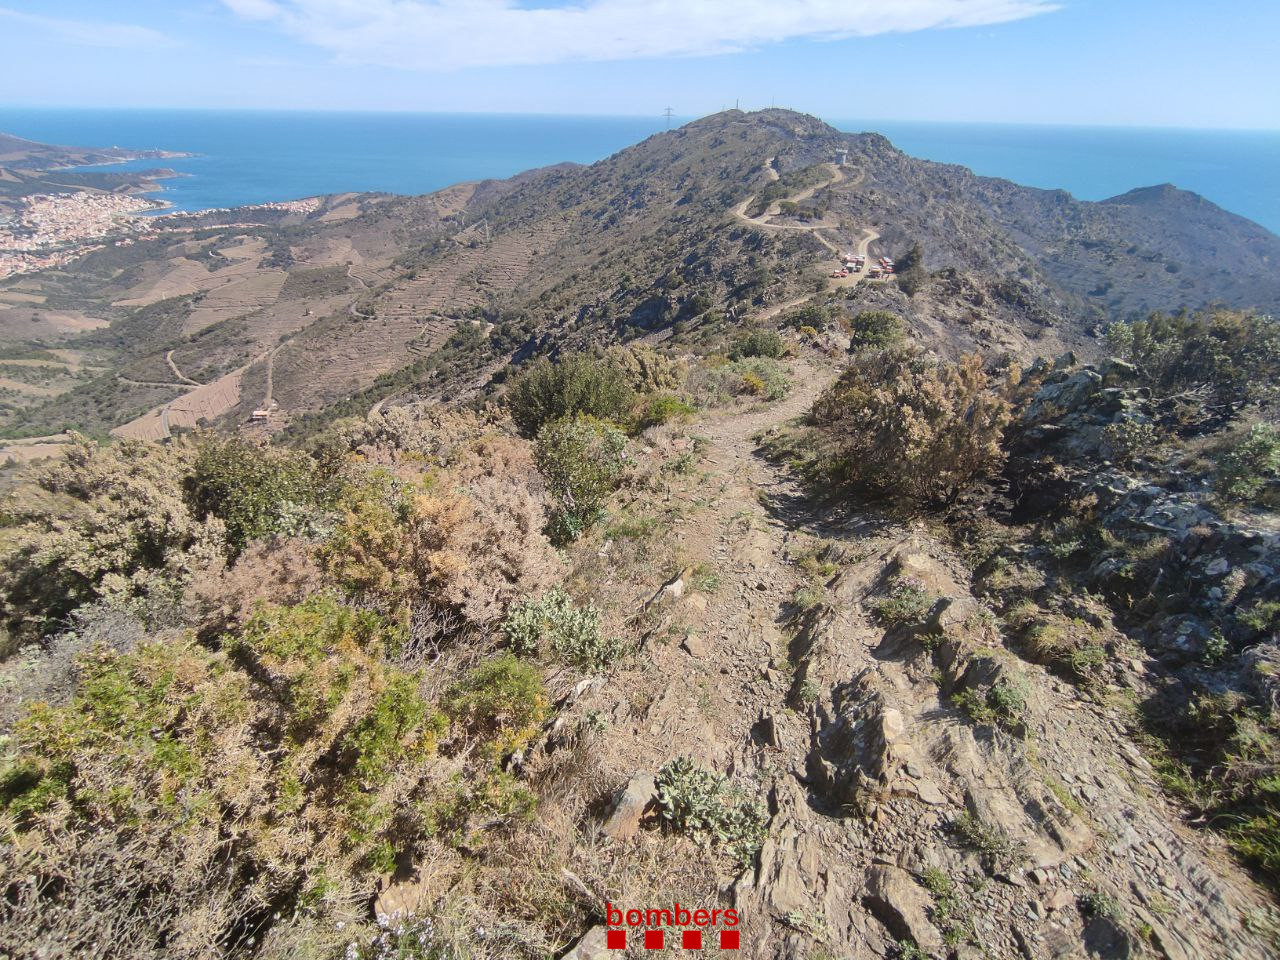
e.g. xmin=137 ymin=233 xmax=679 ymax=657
xmin=221 ymin=0 xmax=1059 ymax=71
xmin=222 ymin=0 xmax=286 ymax=21
xmin=0 ymin=6 xmax=171 ymax=49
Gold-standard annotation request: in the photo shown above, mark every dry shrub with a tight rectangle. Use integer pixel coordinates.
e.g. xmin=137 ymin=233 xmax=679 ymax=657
xmin=327 ymin=408 xmax=559 ymax=634
xmin=325 ymin=460 xmax=560 ymax=633
xmin=0 ymin=825 xmax=254 ymax=960
xmin=184 ymin=536 xmax=324 ymax=635
xmin=1105 ymin=308 xmax=1280 ymax=411
xmin=346 ymin=404 xmax=498 ymax=467
xmin=448 ymin=432 xmax=545 ymax=492
xmin=0 ymin=639 xmax=271 ymax=959
xmin=812 ymin=348 xmax=1012 ymax=507
xmin=0 ymin=436 xmax=225 ymax=641
xmin=604 ymin=344 xmax=687 ymax=394
xmin=0 ymin=604 xmax=147 ymax=731
xmin=1018 ymin=613 xmax=1108 ymax=682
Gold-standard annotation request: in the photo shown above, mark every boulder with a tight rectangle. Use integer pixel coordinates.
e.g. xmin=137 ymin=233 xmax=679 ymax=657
xmin=926 ymin=596 xmax=994 ymax=648
xmin=560 ymin=926 xmax=612 ymax=960
xmin=681 ymin=632 xmax=706 ymax=657
xmin=644 ymin=568 xmax=689 ymax=609
xmin=863 ymin=865 xmax=943 ymax=954
xmin=808 ymin=687 xmax=911 ymax=807
xmin=1025 ymin=367 xmax=1103 ymax=422
xmin=600 ymin=773 xmax=656 ymax=840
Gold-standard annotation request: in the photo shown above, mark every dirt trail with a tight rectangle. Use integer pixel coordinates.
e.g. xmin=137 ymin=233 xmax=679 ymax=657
xmin=602 ymin=356 xmax=834 ymax=769
xmin=262 ymin=346 xmax=280 ymax=410
xmin=347 ymin=263 xmax=370 ymax=291
xmin=165 ymin=350 xmax=201 ymax=386
xmin=579 ymin=353 xmax=1277 ymax=958
xmin=117 ymin=345 xmax=277 ymax=440
xmin=854 ymin=226 xmax=880 ymax=258
xmin=117 ymin=376 xmax=196 ymax=391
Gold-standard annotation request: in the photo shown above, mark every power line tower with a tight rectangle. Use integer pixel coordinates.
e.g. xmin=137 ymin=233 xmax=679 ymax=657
xmin=664 ymin=106 xmax=674 ymax=129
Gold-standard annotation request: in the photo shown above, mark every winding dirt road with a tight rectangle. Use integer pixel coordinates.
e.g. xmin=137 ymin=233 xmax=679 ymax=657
xmin=165 ymin=350 xmax=201 ymax=386
xmin=731 ymin=158 xmax=874 ymax=262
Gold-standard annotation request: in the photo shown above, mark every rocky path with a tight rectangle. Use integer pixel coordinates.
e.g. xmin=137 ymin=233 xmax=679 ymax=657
xmin=578 ymin=358 xmax=1277 ymax=959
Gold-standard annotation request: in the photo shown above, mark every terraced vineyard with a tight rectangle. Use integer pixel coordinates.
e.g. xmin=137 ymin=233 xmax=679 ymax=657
xmin=112 ymin=362 xmax=246 ymax=440
xmin=183 ymin=269 xmax=287 ymax=334
xmin=266 ymin=218 xmax=568 ymax=411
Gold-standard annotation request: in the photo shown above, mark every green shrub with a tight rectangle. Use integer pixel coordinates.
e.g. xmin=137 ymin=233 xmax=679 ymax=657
xmin=1101 ymin=419 xmax=1160 ymax=466
xmin=506 ymin=354 xmax=634 ymax=438
xmin=793 ymin=583 xmax=826 ymax=611
xmin=719 ymin=357 xmax=792 ymax=401
xmin=0 ymin=598 xmax=447 ymax=953
xmin=777 ymin=302 xmax=835 ymax=332
xmin=342 ymin=672 xmax=446 ymax=788
xmin=228 ymin=595 xmax=409 ymax=741
xmin=654 ymin=757 xmax=767 ymax=866
xmin=636 ymin=393 xmax=696 ymax=430
xmin=502 ymin=586 xmax=626 ymax=669
xmin=0 ymin=638 xmax=250 ymax=827
xmin=444 ymin=654 xmax=547 ymax=758
xmin=1216 ymin=423 xmax=1280 ymax=502
xmin=420 ymin=768 xmax=537 ymax=849
xmin=1080 ymin=891 xmax=1125 ymax=922
xmin=534 ymin=415 xmax=627 ymax=543
xmin=605 ymin=345 xmax=686 ymax=393
xmin=811 ymin=349 xmax=1011 ymax=507
xmin=870 ymin=576 xmax=938 ymax=627
xmin=896 ymin=242 xmax=924 ymax=274
xmin=1104 ymin=309 xmax=1280 ymax=411
xmin=1238 ymin=599 xmax=1280 ymax=637
xmin=921 ymin=868 xmax=969 ymax=946
xmin=1155 ymin=692 xmax=1280 ymax=881
xmin=952 ymin=812 xmax=1025 ymax=872
xmin=187 ymin=434 xmax=339 ymax=556
xmin=730 ymin=328 xmax=784 ymax=360
xmin=953 ymin=674 xmax=1029 ymax=731
xmin=847 ymin=311 xmax=905 ymax=351
xmin=1022 ymin=617 xmax=1107 ymax=683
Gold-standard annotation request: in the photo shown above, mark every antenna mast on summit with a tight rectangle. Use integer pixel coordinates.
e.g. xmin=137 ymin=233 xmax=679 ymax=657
xmin=664 ymin=107 xmax=674 ymax=128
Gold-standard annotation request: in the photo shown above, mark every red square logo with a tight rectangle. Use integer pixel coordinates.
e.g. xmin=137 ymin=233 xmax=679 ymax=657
xmin=682 ymin=929 xmax=702 ymax=949
xmin=606 ymin=929 xmax=626 ymax=950
xmin=720 ymin=929 xmax=740 ymax=950
xmin=644 ymin=929 xmax=664 ymax=949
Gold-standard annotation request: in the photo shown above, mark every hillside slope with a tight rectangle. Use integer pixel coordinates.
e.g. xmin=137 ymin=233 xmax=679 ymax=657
xmin=2 ymin=111 xmax=1280 ymax=960
xmin=2 ymin=109 xmax=1277 ymax=441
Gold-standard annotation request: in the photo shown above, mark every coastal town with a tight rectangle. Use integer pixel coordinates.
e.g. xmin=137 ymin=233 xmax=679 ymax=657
xmin=0 ymin=190 xmax=323 ymax=280
xmin=0 ymin=190 xmax=162 ymax=279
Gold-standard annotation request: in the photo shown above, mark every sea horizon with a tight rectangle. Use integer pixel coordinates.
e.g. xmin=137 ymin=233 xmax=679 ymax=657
xmin=2 ymin=107 xmax=1277 ymax=234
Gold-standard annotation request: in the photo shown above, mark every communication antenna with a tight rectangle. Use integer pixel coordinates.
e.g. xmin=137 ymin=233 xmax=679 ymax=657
xmin=664 ymin=106 xmax=674 ymax=128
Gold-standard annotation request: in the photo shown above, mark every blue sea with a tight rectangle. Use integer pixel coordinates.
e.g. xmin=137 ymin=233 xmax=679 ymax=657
xmin=0 ymin=109 xmax=1276 ymax=235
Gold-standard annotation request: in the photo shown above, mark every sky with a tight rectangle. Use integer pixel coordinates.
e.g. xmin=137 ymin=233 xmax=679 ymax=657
xmin=0 ymin=1 xmax=1277 ymax=130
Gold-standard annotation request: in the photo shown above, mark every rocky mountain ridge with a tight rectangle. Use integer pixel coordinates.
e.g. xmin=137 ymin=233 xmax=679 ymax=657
xmin=2 ymin=109 xmax=1277 ymax=444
